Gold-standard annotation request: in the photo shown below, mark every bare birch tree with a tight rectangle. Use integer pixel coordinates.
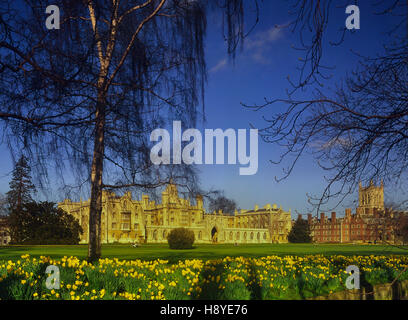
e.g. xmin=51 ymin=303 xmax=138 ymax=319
xmin=0 ymin=0 xmax=256 ymax=261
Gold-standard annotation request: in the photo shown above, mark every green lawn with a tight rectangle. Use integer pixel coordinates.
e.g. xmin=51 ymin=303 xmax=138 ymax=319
xmin=1 ymin=243 xmax=407 ymax=262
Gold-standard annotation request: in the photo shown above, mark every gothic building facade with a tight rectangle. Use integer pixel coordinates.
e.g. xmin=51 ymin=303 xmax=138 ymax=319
xmin=58 ymin=184 xmax=292 ymax=244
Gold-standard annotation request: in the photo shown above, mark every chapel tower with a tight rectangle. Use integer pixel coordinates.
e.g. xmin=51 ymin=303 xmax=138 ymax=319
xmin=358 ymin=180 xmax=384 ymax=212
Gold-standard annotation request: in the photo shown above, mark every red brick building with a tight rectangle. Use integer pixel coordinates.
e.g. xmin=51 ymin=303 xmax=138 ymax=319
xmin=306 ymin=181 xmax=397 ymax=244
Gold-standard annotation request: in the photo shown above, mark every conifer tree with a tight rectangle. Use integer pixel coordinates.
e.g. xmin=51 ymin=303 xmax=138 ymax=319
xmin=288 ymin=217 xmax=312 ymax=243
xmin=6 ymin=155 xmax=36 ymax=211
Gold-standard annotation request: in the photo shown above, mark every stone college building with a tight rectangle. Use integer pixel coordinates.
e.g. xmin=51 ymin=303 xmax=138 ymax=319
xmin=59 ymin=184 xmax=292 ymax=244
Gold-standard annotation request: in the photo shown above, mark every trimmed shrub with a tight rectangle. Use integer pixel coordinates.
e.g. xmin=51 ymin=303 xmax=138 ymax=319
xmin=167 ymin=227 xmax=195 ymax=249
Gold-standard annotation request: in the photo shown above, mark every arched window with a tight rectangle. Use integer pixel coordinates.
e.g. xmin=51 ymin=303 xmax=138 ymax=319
xmin=198 ymin=231 xmax=202 ymax=240
xmin=229 ymin=232 xmax=233 ymax=240
xmin=236 ymin=232 xmax=240 ymax=240
xmin=153 ymin=230 xmax=158 ymax=240
xmin=250 ymin=232 xmax=254 ymax=240
xmin=243 ymin=232 xmax=247 ymax=240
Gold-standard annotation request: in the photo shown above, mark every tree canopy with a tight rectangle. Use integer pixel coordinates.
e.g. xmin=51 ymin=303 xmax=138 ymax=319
xmin=209 ymin=195 xmax=237 ymax=214
xmin=288 ymin=218 xmax=312 ymax=243
xmin=8 ymin=201 xmax=83 ymax=245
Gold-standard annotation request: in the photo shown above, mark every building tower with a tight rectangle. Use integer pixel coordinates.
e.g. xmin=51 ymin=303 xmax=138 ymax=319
xmin=358 ymin=180 xmax=384 ymax=212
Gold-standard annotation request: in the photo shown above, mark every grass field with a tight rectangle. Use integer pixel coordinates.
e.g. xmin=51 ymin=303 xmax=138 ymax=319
xmin=1 ymin=243 xmax=407 ymax=262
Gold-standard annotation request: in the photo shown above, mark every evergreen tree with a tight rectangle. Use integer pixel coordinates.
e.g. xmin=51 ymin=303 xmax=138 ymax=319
xmin=6 ymin=155 xmax=36 ymax=210
xmin=8 ymin=201 xmax=83 ymax=245
xmin=288 ymin=217 xmax=312 ymax=243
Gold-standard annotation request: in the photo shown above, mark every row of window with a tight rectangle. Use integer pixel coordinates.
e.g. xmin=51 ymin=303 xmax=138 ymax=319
xmin=317 ymin=225 xmax=341 ymax=229
xmin=320 ymin=237 xmax=340 ymax=241
xmin=315 ymin=230 xmax=341 ymax=235
xmin=314 ymin=230 xmax=376 ymax=236
xmin=147 ymin=230 xmax=269 ymax=241
xmin=314 ymin=224 xmax=366 ymax=230
xmin=314 ymin=230 xmax=349 ymax=234
xmin=110 ymin=222 xmax=138 ymax=230
xmin=228 ymin=231 xmax=267 ymax=241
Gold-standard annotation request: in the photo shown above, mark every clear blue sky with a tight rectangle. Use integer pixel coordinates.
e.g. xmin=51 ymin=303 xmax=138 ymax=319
xmin=0 ymin=1 xmax=404 ymax=217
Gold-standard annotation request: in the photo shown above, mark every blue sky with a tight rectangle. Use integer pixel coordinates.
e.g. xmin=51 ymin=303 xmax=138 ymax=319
xmin=196 ymin=1 xmax=405 ymax=216
xmin=0 ymin=1 xmax=405 ymax=217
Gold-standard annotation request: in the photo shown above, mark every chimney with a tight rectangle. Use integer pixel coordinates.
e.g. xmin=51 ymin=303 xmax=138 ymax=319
xmin=345 ymin=208 xmax=351 ymax=218
xmin=307 ymin=213 xmax=312 ymax=224
xmin=331 ymin=212 xmax=336 ymax=222
xmin=320 ymin=212 xmax=325 ymax=223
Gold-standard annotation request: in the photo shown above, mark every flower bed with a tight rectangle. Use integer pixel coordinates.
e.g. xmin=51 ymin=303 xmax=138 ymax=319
xmin=0 ymin=254 xmax=407 ymax=300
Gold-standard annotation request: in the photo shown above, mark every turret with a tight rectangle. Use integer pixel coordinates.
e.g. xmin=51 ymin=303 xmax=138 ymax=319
xmin=162 ymin=190 xmax=169 ymax=205
xmin=142 ymin=194 xmax=149 ymax=209
xmin=358 ymin=180 xmax=384 ymax=211
xmin=196 ymin=195 xmax=203 ymax=209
